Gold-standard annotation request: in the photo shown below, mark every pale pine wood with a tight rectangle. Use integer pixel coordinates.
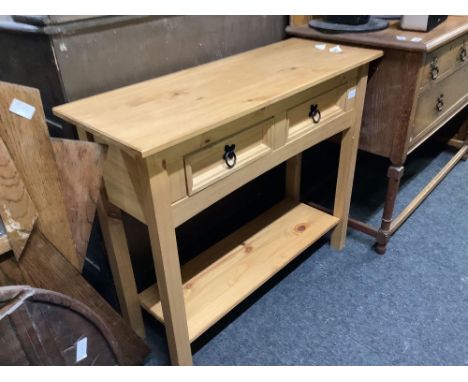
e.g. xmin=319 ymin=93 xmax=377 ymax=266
xmin=285 ymin=154 xmax=302 ymax=201
xmin=134 ymin=155 xmax=192 ymax=366
xmin=94 ymin=136 xmax=186 ymax=224
xmin=96 ymin=189 xmax=146 ymax=338
xmin=53 ymin=38 xmax=382 ymax=157
xmin=185 ymin=118 xmax=273 ymax=195
xmin=54 ymin=41 xmax=379 ymax=364
xmin=330 ymin=66 xmax=368 ymax=250
xmin=171 ymin=111 xmax=354 ymax=227
xmin=51 ymin=139 xmax=106 ymax=270
xmin=0 ymin=138 xmax=37 ymax=260
xmin=139 ymin=199 xmax=339 ymax=342
xmin=287 ymin=82 xmax=348 ymax=141
xmin=390 ymin=144 xmax=468 ymax=234
xmin=0 ymin=82 xmax=78 ymax=268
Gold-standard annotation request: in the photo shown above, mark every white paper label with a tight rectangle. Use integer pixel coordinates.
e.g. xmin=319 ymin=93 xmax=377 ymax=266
xmin=396 ymin=35 xmax=407 ymax=41
xmin=315 ymin=43 xmax=327 ymax=51
xmin=329 ymin=45 xmax=343 ymax=54
xmin=411 ymin=37 xmax=423 ymax=42
xmin=9 ymin=98 xmax=36 ymax=120
xmin=348 ymin=88 xmax=357 ymax=99
xmin=76 ymin=337 xmax=88 ymax=362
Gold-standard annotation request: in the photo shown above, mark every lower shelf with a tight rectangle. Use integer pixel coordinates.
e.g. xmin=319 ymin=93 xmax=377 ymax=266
xmin=139 ymin=199 xmax=339 ymax=342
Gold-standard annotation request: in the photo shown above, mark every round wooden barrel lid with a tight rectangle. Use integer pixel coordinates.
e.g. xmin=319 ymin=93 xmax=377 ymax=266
xmin=0 ymin=285 xmax=124 ymax=365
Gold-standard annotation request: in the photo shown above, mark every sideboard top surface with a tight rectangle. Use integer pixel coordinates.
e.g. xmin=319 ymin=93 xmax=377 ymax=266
xmin=53 ymin=38 xmax=381 ymax=157
xmin=286 ymin=16 xmax=468 ymax=53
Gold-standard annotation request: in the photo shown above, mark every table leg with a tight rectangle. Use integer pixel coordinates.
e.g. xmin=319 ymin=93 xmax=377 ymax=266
xmin=330 ymin=66 xmax=368 ymax=250
xmin=74 ymin=127 xmax=145 ymax=338
xmin=375 ymin=164 xmax=404 ymax=255
xmin=135 ymin=156 xmax=192 ymax=366
xmin=97 ymin=188 xmax=146 ymax=338
xmin=285 ymin=154 xmax=302 ymax=201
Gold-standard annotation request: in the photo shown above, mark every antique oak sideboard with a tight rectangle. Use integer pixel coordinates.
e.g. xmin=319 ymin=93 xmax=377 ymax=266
xmin=287 ymin=16 xmax=468 ymax=254
xmin=54 ymin=38 xmax=381 ymax=365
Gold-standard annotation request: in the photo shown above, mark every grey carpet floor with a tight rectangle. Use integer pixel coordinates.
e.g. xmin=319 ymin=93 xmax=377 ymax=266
xmin=144 ymin=143 xmax=468 ymax=365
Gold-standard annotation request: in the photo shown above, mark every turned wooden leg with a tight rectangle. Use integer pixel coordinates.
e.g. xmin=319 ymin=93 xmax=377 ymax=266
xmin=135 ymin=156 xmax=192 ymax=366
xmin=375 ymin=164 xmax=404 ymax=255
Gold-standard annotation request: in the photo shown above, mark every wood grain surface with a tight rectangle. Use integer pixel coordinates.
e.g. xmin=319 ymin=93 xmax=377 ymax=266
xmin=0 ymin=230 xmax=149 ymax=365
xmin=0 ymin=82 xmax=78 ymax=268
xmin=0 ymin=138 xmax=37 ymax=259
xmin=51 ymin=138 xmax=106 ymax=270
xmin=53 ymin=38 xmax=381 ymax=157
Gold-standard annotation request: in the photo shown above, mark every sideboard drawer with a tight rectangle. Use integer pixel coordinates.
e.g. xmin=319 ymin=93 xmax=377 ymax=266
xmin=287 ymin=82 xmax=348 ymax=141
xmin=412 ymin=64 xmax=468 ymax=142
xmin=421 ymin=35 xmax=467 ymax=89
xmin=184 ymin=118 xmax=273 ymax=195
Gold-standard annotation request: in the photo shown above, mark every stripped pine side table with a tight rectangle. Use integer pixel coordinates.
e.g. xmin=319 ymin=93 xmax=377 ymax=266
xmin=54 ymin=38 xmax=382 ymax=365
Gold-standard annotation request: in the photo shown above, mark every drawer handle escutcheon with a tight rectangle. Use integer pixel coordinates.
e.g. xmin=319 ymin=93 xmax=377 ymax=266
xmin=436 ymin=94 xmax=444 ymax=112
xmin=430 ymin=58 xmax=439 ymax=80
xmin=308 ymin=104 xmax=321 ymax=124
xmin=223 ymin=144 xmax=237 ymax=168
xmin=460 ymin=47 xmax=467 ymax=62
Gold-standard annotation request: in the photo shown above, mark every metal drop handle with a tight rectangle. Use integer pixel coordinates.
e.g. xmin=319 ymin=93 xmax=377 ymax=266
xmin=308 ymin=104 xmax=321 ymax=124
xmin=436 ymin=94 xmax=444 ymax=112
xmin=430 ymin=58 xmax=439 ymax=80
xmin=460 ymin=47 xmax=466 ymax=62
xmin=223 ymin=144 xmax=237 ymax=168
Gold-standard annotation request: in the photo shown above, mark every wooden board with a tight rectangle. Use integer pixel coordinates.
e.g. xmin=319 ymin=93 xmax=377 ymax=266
xmin=0 ymin=230 xmax=150 ymax=365
xmin=0 ymin=234 xmax=11 ymax=256
xmin=53 ymin=38 xmax=382 ymax=157
xmin=51 ymin=139 xmax=106 ymax=270
xmin=0 ymin=82 xmax=78 ymax=269
xmin=0 ymin=138 xmax=37 ymax=259
xmin=139 ymin=199 xmax=339 ymax=342
xmin=286 ymin=16 xmax=468 ymax=52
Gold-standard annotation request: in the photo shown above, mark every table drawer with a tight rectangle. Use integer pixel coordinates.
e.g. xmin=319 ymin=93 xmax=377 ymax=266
xmin=412 ymin=64 xmax=468 ymax=142
xmin=420 ymin=35 xmax=467 ymax=89
xmin=185 ymin=118 xmax=273 ymax=195
xmin=287 ymin=82 xmax=348 ymax=141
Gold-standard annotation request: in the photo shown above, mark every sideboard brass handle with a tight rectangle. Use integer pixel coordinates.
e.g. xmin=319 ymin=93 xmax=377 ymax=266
xmin=223 ymin=144 xmax=237 ymax=168
xmin=308 ymin=104 xmax=321 ymax=124
xmin=430 ymin=58 xmax=439 ymax=80
xmin=460 ymin=47 xmax=467 ymax=62
xmin=436 ymin=94 xmax=444 ymax=112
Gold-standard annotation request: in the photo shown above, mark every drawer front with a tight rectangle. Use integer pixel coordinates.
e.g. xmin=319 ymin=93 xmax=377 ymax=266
xmin=287 ymin=82 xmax=348 ymax=141
xmin=412 ymin=64 xmax=468 ymax=143
xmin=185 ymin=118 xmax=273 ymax=195
xmin=420 ymin=35 xmax=467 ymax=89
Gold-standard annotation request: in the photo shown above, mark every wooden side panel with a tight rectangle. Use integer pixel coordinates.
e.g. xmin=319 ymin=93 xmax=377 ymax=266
xmin=357 ymin=49 xmax=422 ymax=161
xmin=0 ymin=82 xmax=78 ymax=268
xmin=97 ymin=141 xmax=186 ymax=224
xmin=0 ymin=138 xmax=37 ymax=260
xmin=51 ymin=138 xmax=106 ymax=270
